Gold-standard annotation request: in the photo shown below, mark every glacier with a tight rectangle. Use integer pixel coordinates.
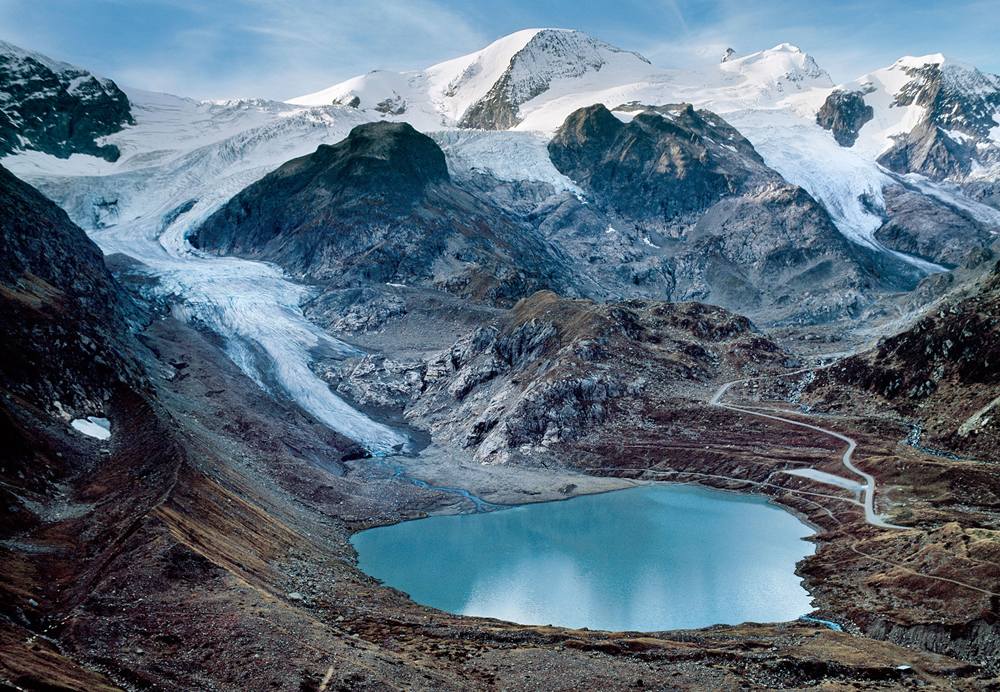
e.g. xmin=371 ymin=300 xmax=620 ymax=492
xmin=6 ymin=28 xmax=1000 ymax=452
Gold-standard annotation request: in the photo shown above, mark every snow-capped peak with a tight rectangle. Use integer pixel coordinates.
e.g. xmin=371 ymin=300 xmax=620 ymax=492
xmin=719 ymin=43 xmax=832 ymax=89
xmin=289 ymin=28 xmax=653 ymax=129
xmin=720 ymin=48 xmax=741 ymax=63
xmin=0 ymin=39 xmax=117 ymax=92
xmin=877 ymin=53 xmax=1000 ymax=99
xmin=0 ymin=39 xmax=82 ymax=76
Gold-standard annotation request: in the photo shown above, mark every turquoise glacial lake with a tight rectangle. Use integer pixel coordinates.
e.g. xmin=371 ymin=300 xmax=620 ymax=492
xmin=351 ymin=485 xmax=816 ymax=631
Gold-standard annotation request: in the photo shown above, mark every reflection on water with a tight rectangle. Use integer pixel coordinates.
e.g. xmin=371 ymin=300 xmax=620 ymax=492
xmin=351 ymin=485 xmax=815 ymax=631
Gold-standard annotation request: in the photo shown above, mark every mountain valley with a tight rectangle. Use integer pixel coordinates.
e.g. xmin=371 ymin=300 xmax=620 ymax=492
xmin=2 ymin=28 xmax=1000 ymax=691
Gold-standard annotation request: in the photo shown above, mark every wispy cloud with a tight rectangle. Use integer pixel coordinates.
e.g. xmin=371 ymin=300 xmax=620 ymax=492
xmin=0 ymin=0 xmax=996 ymax=100
xmin=0 ymin=0 xmax=488 ymax=100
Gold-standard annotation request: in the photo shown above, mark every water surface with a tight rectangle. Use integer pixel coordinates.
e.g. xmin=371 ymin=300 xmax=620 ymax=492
xmin=352 ymin=484 xmax=815 ymax=631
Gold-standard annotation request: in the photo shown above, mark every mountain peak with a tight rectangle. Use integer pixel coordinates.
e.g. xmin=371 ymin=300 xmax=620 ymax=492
xmin=289 ymin=28 xmax=653 ymax=130
xmin=0 ymin=38 xmax=132 ymax=160
xmin=721 ymin=48 xmax=741 ymax=63
xmin=717 ymin=42 xmax=832 ymax=92
xmin=456 ymin=29 xmax=651 ymax=129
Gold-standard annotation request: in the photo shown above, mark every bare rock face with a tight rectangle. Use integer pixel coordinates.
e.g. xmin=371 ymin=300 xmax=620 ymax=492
xmin=409 ymin=290 xmax=795 ymax=465
xmin=192 ymin=121 xmax=572 ymax=304
xmin=816 ymin=89 xmax=874 ymax=147
xmin=964 ymin=180 xmax=1000 ymax=210
xmin=878 ymin=119 xmax=978 ymax=181
xmin=0 ymin=164 xmax=142 ymax=415
xmin=876 ymin=61 xmax=1000 ymax=182
xmin=549 ymin=103 xmax=772 ymax=228
xmin=0 ymin=40 xmax=133 ymax=161
xmin=546 ymin=103 xmax=907 ymax=325
xmin=873 ymin=185 xmax=998 ymax=266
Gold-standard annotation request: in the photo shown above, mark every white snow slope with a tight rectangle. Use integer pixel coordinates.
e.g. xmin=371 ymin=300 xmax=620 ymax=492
xmin=5 ymin=30 xmax=1000 ymax=450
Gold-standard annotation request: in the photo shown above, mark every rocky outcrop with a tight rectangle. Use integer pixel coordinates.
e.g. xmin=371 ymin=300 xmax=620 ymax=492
xmin=816 ymin=89 xmax=874 ymax=147
xmin=808 ymin=259 xmax=1000 ymax=459
xmin=407 ymin=290 xmax=796 ymax=464
xmin=873 ymin=185 xmax=998 ymax=266
xmin=876 ymin=60 xmax=1000 ymax=182
xmin=0 ymin=40 xmax=133 ymax=161
xmin=869 ymin=618 xmax=1000 ymax=674
xmin=192 ymin=121 xmax=571 ymax=304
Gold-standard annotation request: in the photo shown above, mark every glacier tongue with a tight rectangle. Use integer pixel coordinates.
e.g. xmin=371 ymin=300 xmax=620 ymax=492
xmin=7 ymin=91 xmax=413 ymax=455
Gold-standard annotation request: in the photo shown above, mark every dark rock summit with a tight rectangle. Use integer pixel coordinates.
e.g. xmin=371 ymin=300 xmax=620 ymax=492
xmin=549 ymin=103 xmax=770 ymax=226
xmin=817 ymin=89 xmax=874 ymax=147
xmin=0 ymin=40 xmax=133 ymax=161
xmin=193 ymin=121 xmax=569 ymax=303
xmin=545 ymin=103 xmax=908 ymax=324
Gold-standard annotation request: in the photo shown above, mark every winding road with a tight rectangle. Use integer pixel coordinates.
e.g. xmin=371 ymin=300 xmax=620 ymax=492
xmin=710 ymin=376 xmax=904 ymax=530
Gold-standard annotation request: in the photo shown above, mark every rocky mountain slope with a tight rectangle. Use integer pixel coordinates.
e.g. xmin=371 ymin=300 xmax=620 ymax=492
xmin=192 ymin=121 xmax=575 ymax=303
xmin=0 ymin=40 xmax=133 ymax=161
xmin=807 ymin=252 xmax=1000 ymax=460
xmin=409 ymin=290 xmax=798 ymax=465
xmin=0 ymin=162 xmax=142 ymax=430
xmin=546 ymin=102 xmax=910 ymax=322
xmin=192 ymin=101 xmax=924 ymax=327
xmin=290 ymin=31 xmax=1000 ymax=275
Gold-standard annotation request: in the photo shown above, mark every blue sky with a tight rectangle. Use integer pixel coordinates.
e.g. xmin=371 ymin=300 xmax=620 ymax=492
xmin=1 ymin=0 xmax=997 ymax=100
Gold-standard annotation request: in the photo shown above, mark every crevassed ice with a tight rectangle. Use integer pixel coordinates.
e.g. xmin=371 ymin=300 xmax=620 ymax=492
xmin=14 ymin=94 xmax=411 ymax=455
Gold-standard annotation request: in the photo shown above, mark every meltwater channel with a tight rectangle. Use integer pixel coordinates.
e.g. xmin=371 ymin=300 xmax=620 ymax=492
xmin=352 ymin=484 xmax=816 ymax=632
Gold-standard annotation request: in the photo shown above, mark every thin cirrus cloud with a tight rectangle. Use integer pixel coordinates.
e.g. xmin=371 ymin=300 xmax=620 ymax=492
xmin=0 ymin=0 xmax=996 ymax=101
xmin=0 ymin=0 xmax=489 ymax=100
xmin=631 ymin=0 xmax=1000 ymax=82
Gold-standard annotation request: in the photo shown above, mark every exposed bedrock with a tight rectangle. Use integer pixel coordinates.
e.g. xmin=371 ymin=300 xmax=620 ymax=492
xmin=816 ymin=89 xmax=874 ymax=147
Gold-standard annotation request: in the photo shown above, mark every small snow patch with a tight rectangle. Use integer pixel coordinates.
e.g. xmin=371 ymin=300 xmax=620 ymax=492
xmin=942 ymin=128 xmax=971 ymax=144
xmin=642 ymin=236 xmax=660 ymax=249
xmin=606 ymin=225 xmax=616 ymax=234
xmin=71 ymin=417 xmax=111 ymax=440
xmin=386 ymin=282 xmax=407 ymax=288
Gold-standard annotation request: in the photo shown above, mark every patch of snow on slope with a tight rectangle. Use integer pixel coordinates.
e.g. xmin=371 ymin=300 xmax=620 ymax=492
xmin=71 ymin=417 xmax=111 ymax=440
xmin=432 ymin=129 xmax=583 ymax=195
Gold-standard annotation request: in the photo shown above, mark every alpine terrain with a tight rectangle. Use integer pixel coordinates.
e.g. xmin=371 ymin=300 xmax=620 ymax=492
xmin=1 ymin=28 xmax=1000 ymax=691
